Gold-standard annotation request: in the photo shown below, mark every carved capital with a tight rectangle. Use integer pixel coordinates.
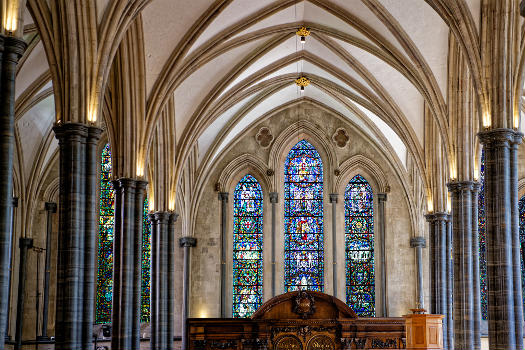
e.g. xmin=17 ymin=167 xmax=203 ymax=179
xmin=410 ymin=236 xmax=426 ymax=248
xmin=377 ymin=193 xmax=387 ymax=202
xmin=53 ymin=122 xmax=89 ymax=142
xmin=447 ymin=180 xmax=476 ymax=194
xmin=179 ymin=236 xmax=197 ymax=248
xmin=87 ymin=126 xmax=103 ymax=143
xmin=329 ymin=193 xmax=338 ymax=203
xmin=44 ymin=202 xmax=57 ymax=213
xmin=425 ymin=211 xmax=449 ymax=223
xmin=3 ymin=35 xmax=27 ymax=62
xmin=478 ymin=128 xmax=516 ymax=148
xmin=149 ymin=211 xmax=171 ymax=224
xmin=269 ymin=192 xmax=278 ymax=204
xmin=218 ymin=192 xmax=229 ymax=202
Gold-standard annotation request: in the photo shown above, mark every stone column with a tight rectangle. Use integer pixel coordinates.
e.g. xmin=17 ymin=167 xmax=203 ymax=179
xmin=329 ymin=194 xmax=338 ymax=298
xmin=150 ymin=211 xmax=174 ymax=350
xmin=5 ymin=197 xmax=18 ymax=342
xmin=410 ymin=237 xmax=426 ymax=310
xmin=168 ymin=213 xmax=177 ymax=350
xmin=0 ymin=36 xmax=26 ymax=350
xmin=269 ymin=192 xmax=278 ymax=297
xmin=132 ymin=181 xmax=147 ymax=350
xmin=180 ymin=236 xmax=196 ymax=350
xmin=447 ymin=182 xmax=476 ymax=350
xmin=41 ymin=202 xmax=57 ymax=340
xmin=112 ymin=179 xmax=137 ymax=350
xmin=478 ymin=129 xmax=523 ymax=350
xmin=14 ymin=238 xmax=33 ymax=350
xmin=426 ymin=212 xmax=449 ymax=350
xmin=377 ymin=193 xmax=387 ymax=317
xmin=218 ymin=192 xmax=228 ymax=317
xmin=471 ymin=183 xmax=481 ymax=350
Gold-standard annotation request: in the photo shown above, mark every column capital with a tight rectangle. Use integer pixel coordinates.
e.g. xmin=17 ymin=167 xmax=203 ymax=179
xmin=329 ymin=193 xmax=338 ymax=203
xmin=87 ymin=126 xmax=103 ymax=142
xmin=425 ymin=212 xmax=449 ymax=222
xmin=19 ymin=237 xmax=33 ymax=249
xmin=471 ymin=181 xmax=481 ymax=193
xmin=2 ymin=35 xmax=27 ymax=61
xmin=179 ymin=237 xmax=197 ymax=248
xmin=112 ymin=177 xmax=137 ymax=189
xmin=269 ymin=192 xmax=278 ymax=203
xmin=447 ymin=180 xmax=476 ymax=193
xmin=44 ymin=202 xmax=57 ymax=213
xmin=478 ymin=128 xmax=517 ymax=147
xmin=377 ymin=193 xmax=387 ymax=202
xmin=169 ymin=212 xmax=179 ymax=223
xmin=149 ymin=211 xmax=171 ymax=223
xmin=135 ymin=180 xmax=148 ymax=192
xmin=218 ymin=192 xmax=229 ymax=202
xmin=53 ymin=122 xmax=89 ymax=141
xmin=410 ymin=236 xmax=426 ymax=248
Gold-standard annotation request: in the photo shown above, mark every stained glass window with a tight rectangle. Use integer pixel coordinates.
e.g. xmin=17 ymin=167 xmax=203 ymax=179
xmin=345 ymin=175 xmax=375 ymax=316
xmin=96 ymin=143 xmax=114 ymax=323
xmin=479 ymin=149 xmax=487 ymax=320
xmin=232 ymin=174 xmax=263 ymax=317
xmin=284 ymin=140 xmax=324 ymax=292
xmin=95 ymin=143 xmax=152 ymax=324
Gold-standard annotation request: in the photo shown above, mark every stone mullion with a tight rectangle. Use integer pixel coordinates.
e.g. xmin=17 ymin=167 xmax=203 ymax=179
xmin=111 ymin=179 xmax=137 ymax=350
xmin=150 ymin=211 xmax=171 ymax=350
xmin=132 ymin=181 xmax=147 ymax=350
xmin=479 ymin=129 xmax=519 ymax=350
xmin=180 ymin=236 xmax=195 ymax=350
xmin=53 ymin=123 xmax=88 ymax=350
xmin=269 ymin=192 xmax=278 ymax=297
xmin=0 ymin=36 xmax=25 ymax=350
xmin=448 ymin=182 xmax=475 ymax=350
xmin=377 ymin=193 xmax=387 ymax=317
xmin=510 ymin=135 xmax=523 ymax=350
xmin=471 ymin=183 xmax=481 ymax=350
xmin=426 ymin=213 xmax=449 ymax=350
xmin=82 ymin=126 xmax=102 ymax=349
xmin=329 ymin=194 xmax=338 ymax=298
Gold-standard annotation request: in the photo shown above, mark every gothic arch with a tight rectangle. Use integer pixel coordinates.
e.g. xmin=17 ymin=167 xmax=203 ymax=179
xmin=336 ymin=154 xmax=390 ymax=196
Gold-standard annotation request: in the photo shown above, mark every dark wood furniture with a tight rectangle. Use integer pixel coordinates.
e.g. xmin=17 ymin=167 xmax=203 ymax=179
xmin=188 ymin=291 xmax=406 ymax=349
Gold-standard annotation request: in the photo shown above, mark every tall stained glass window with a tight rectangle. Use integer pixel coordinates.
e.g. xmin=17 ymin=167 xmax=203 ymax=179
xmin=284 ymin=140 xmax=324 ymax=292
xmin=232 ymin=174 xmax=263 ymax=317
xmin=479 ymin=150 xmax=487 ymax=320
xmin=345 ymin=175 xmax=375 ymax=316
xmin=96 ymin=143 xmax=152 ymax=323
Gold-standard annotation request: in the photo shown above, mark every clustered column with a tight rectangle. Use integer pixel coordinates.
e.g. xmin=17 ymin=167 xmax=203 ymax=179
xmin=0 ymin=35 xmax=26 ymax=349
xmin=471 ymin=183 xmax=481 ymax=350
xmin=447 ymin=181 xmax=479 ymax=350
xmin=478 ymin=129 xmax=523 ymax=350
xmin=150 ymin=211 xmax=178 ymax=350
xmin=111 ymin=179 xmax=147 ymax=350
xmin=426 ymin=212 xmax=451 ymax=350
xmin=180 ymin=236 xmax=196 ymax=350
xmin=53 ymin=123 xmax=102 ymax=350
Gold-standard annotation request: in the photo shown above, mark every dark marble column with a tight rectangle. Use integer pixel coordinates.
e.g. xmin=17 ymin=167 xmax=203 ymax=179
xmin=447 ymin=182 xmax=476 ymax=350
xmin=167 ymin=213 xmax=177 ymax=350
xmin=445 ymin=216 xmax=453 ymax=350
xmin=426 ymin=212 xmax=449 ymax=350
xmin=269 ymin=192 xmax=278 ymax=297
xmin=180 ymin=236 xmax=196 ymax=350
xmin=150 ymin=211 xmax=173 ymax=350
xmin=82 ymin=126 xmax=102 ymax=349
xmin=53 ymin=123 xmax=88 ymax=350
xmin=132 ymin=181 xmax=147 ymax=350
xmin=509 ymin=134 xmax=523 ymax=350
xmin=41 ymin=202 xmax=57 ymax=340
xmin=5 ymin=197 xmax=17 ymax=342
xmin=410 ymin=237 xmax=426 ymax=310
xmin=478 ymin=129 xmax=523 ymax=350
xmin=218 ymin=192 xmax=228 ymax=317
xmin=329 ymin=194 xmax=338 ymax=298
xmin=112 ymin=178 xmax=143 ymax=350
xmin=0 ymin=36 xmax=26 ymax=350
xmin=471 ymin=183 xmax=481 ymax=350
xmin=14 ymin=238 xmax=33 ymax=350
xmin=377 ymin=193 xmax=387 ymax=317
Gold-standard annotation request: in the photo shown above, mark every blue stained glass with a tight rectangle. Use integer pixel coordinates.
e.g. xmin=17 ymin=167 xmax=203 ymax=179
xmin=284 ymin=140 xmax=324 ymax=292
xmin=233 ymin=174 xmax=263 ymax=318
xmin=96 ymin=143 xmax=151 ymax=324
xmin=345 ymin=175 xmax=375 ymax=316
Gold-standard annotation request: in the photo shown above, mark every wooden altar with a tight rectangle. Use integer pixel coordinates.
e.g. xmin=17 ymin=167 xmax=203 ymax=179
xmin=188 ymin=291 xmax=407 ymax=349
